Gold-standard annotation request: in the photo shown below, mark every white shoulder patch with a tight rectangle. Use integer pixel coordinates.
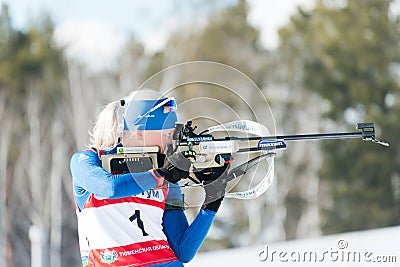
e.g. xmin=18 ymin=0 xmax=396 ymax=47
xmin=77 ymin=153 xmax=90 ymax=163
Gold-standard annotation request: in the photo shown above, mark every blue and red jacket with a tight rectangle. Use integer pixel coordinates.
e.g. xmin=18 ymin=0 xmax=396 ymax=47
xmin=70 ymin=147 xmax=216 ymax=267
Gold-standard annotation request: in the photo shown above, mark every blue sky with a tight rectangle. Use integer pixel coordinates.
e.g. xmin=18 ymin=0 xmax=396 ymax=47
xmin=3 ymin=0 xmax=321 ymax=48
xmin=5 ymin=0 xmax=400 ymax=43
xmin=4 ymin=0 xmax=236 ymax=42
xmin=3 ymin=0 xmax=400 ymax=71
xmin=1 ymin=0 xmax=320 ymax=71
xmin=3 ymin=0 xmax=250 ymax=71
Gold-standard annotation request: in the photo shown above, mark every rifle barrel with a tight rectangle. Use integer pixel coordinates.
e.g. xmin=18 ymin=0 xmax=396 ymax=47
xmin=217 ymin=131 xmax=363 ymax=142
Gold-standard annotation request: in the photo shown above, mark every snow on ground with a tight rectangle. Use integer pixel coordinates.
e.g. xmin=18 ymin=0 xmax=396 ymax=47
xmin=187 ymin=226 xmax=400 ymax=267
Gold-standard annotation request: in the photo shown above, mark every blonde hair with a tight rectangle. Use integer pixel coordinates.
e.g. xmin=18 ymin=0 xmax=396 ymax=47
xmin=88 ymin=89 xmax=166 ymax=150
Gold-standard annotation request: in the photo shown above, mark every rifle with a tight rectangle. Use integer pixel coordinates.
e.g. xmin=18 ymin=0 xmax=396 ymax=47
xmin=101 ymin=120 xmax=388 ymax=199
xmin=179 ymin=120 xmax=386 ymax=167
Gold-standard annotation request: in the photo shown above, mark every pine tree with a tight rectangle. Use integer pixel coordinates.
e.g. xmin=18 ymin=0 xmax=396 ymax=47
xmin=279 ymin=0 xmax=400 ymax=233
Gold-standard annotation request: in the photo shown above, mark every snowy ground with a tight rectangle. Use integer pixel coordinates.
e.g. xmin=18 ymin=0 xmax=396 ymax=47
xmin=187 ymin=226 xmax=400 ymax=267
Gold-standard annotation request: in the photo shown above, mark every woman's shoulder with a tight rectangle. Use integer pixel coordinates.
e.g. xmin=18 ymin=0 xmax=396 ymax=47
xmin=70 ymin=149 xmax=99 ymax=165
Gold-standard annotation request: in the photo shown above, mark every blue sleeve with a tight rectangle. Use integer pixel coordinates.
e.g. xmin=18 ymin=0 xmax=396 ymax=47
xmin=165 ymin=183 xmax=183 ymax=201
xmin=162 ymin=209 xmax=216 ymax=263
xmin=70 ymin=151 xmax=161 ymax=210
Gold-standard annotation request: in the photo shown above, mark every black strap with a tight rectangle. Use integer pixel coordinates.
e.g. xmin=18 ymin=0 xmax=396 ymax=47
xmin=165 ymin=196 xmax=185 ymax=211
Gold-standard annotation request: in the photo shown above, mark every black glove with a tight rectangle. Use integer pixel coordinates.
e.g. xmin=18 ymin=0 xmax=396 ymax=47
xmin=195 ymin=165 xmax=229 ymax=212
xmin=202 ymin=176 xmax=227 ymax=212
xmin=193 ymin=166 xmax=227 ymax=183
xmin=156 ymin=152 xmax=191 ymax=184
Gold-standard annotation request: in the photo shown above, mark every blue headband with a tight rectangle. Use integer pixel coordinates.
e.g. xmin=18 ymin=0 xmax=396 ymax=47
xmin=123 ymin=98 xmax=177 ymax=130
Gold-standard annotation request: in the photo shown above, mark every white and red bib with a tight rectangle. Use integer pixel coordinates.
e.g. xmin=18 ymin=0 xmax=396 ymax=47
xmin=76 ymin=186 xmax=178 ymax=267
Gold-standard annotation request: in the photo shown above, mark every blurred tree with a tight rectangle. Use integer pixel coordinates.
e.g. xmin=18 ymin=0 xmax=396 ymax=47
xmin=266 ymin=4 xmax=330 ymax=240
xmin=279 ymin=0 xmax=400 ymax=233
xmin=0 ymin=5 xmax=78 ymax=266
xmin=161 ymin=0 xmax=268 ymax=85
xmin=0 ymin=4 xmax=24 ymax=266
